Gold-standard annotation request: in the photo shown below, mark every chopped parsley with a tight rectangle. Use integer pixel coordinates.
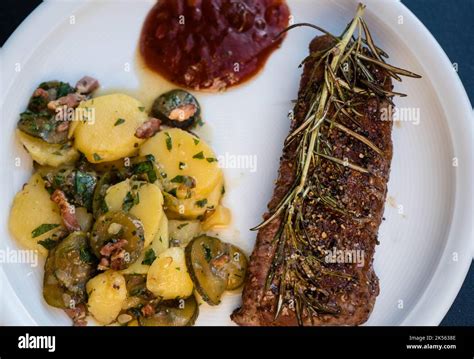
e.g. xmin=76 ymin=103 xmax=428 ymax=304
xmin=145 ymin=154 xmax=155 ymax=162
xmin=193 ymin=151 xmax=205 ymax=159
xmin=37 ymin=238 xmax=57 ymax=250
xmin=195 ymin=198 xmax=207 ymax=208
xmin=132 ymin=160 xmax=157 ymax=183
xmin=93 ymin=153 xmax=102 ymax=161
xmin=114 ymin=118 xmax=126 ymax=126
xmin=138 ymin=106 xmax=145 ymax=112
xmin=170 ymin=175 xmax=195 ymax=188
xmin=79 ymin=247 xmax=95 ymax=263
xmin=202 ymin=243 xmax=212 ymax=262
xmin=122 ymin=191 xmax=140 ymax=211
xmin=177 ymin=223 xmax=189 ymax=230
xmin=142 ymin=248 xmax=157 ymax=265
xmin=167 ymin=188 xmax=177 ymax=197
xmin=31 ymin=224 xmax=59 ymax=238
xmin=165 ymin=132 xmax=172 ymax=151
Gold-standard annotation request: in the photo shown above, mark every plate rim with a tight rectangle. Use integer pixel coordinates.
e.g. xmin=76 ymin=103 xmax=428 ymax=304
xmin=0 ymin=0 xmax=472 ymax=326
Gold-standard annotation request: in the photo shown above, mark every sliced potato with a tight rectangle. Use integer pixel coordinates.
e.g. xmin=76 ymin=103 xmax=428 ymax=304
xmin=86 ymin=270 xmax=127 ymax=325
xmin=72 ymin=94 xmax=148 ymax=163
xmin=120 ymin=213 xmax=169 ymax=275
xmin=201 ymin=206 xmax=231 ymax=231
xmin=139 ymin=296 xmax=199 ymax=326
xmin=103 ymin=178 xmax=131 ymax=211
xmin=139 ymin=128 xmax=222 ymax=196
xmin=163 ymin=175 xmax=224 ymax=219
xmin=92 ymin=171 xmax=119 ymax=218
xmin=151 ymin=212 xmax=169 ymax=255
xmin=105 ymin=179 xmax=164 ymax=247
xmin=75 ymin=207 xmax=93 ymax=232
xmin=9 ymin=173 xmax=64 ymax=256
xmin=17 ymin=130 xmax=79 ymax=167
xmin=146 ymin=247 xmax=193 ymax=300
xmin=168 ymin=220 xmax=201 ymax=247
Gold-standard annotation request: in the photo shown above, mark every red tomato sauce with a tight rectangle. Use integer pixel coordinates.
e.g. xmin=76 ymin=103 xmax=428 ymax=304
xmin=140 ymin=0 xmax=290 ymax=91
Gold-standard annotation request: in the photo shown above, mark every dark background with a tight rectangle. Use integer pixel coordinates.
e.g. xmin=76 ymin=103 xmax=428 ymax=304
xmin=0 ymin=0 xmax=472 ymax=326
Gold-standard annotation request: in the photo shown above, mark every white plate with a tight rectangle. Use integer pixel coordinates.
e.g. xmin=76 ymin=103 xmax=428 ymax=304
xmin=1 ymin=0 xmax=472 ymax=326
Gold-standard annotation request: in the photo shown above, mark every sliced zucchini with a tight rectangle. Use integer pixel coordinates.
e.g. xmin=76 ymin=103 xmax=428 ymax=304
xmin=43 ymin=231 xmax=95 ymax=309
xmin=92 ymin=171 xmax=121 ymax=218
xmin=138 ymin=296 xmax=199 ymax=326
xmin=224 ymin=243 xmax=247 ymax=290
xmin=151 ymin=90 xmax=201 ymax=129
xmin=185 ymin=235 xmax=248 ymax=305
xmin=168 ymin=220 xmax=201 ymax=247
xmin=90 ymin=211 xmax=145 ymax=270
xmin=184 ymin=235 xmax=227 ymax=305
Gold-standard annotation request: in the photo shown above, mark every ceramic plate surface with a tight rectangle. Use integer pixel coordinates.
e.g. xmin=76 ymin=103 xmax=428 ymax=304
xmin=1 ymin=0 xmax=472 ymax=325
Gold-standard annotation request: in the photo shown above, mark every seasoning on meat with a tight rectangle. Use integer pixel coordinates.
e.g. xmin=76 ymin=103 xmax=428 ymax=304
xmin=232 ymin=4 xmax=420 ymax=326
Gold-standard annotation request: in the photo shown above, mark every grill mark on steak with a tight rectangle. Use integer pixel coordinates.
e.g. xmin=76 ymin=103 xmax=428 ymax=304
xmin=231 ymin=35 xmax=394 ymax=326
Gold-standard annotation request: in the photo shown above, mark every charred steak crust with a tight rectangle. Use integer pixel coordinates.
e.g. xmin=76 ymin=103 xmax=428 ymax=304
xmin=232 ymin=35 xmax=394 ymax=326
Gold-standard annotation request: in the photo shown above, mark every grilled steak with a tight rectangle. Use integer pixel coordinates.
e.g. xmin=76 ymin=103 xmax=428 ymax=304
xmin=231 ymin=34 xmax=395 ymax=326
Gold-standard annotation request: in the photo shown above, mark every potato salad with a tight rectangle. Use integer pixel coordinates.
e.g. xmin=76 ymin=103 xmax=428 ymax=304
xmin=9 ymin=77 xmax=247 ymax=326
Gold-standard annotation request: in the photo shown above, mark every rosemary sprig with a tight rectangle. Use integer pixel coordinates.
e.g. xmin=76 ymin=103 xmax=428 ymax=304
xmin=253 ymin=3 xmax=421 ymax=324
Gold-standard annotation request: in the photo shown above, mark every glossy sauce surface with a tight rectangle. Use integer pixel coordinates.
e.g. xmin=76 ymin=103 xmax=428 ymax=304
xmin=140 ymin=0 xmax=290 ymax=91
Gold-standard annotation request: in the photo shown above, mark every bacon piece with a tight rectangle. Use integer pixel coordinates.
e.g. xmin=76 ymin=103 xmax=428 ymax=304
xmin=97 ymin=257 xmax=110 ymax=271
xmin=56 ymin=120 xmax=70 ymax=133
xmin=75 ymin=76 xmax=100 ymax=94
xmin=141 ymin=303 xmax=155 ymax=317
xmin=100 ymin=239 xmax=128 ymax=257
xmin=135 ymin=118 xmax=161 ymax=139
xmin=169 ymin=103 xmax=197 ymax=121
xmin=64 ymin=303 xmax=88 ymax=326
xmin=99 ymin=239 xmax=128 ymax=270
xmin=48 ymin=93 xmax=86 ymax=111
xmin=51 ymin=189 xmax=81 ymax=232
xmin=33 ymin=88 xmax=49 ymax=100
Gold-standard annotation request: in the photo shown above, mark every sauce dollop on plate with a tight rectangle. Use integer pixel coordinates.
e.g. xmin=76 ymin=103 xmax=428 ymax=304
xmin=140 ymin=0 xmax=290 ymax=91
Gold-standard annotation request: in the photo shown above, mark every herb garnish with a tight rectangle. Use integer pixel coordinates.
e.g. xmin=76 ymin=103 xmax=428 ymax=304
xmin=177 ymin=223 xmax=189 ymax=230
xmin=79 ymin=247 xmax=95 ymax=263
xmin=192 ymin=151 xmax=205 ymax=159
xmin=122 ymin=191 xmax=140 ymax=211
xmin=165 ymin=132 xmax=172 ymax=151
xmin=142 ymin=248 xmax=157 ymax=265
xmin=93 ymin=153 xmax=102 ymax=161
xmin=37 ymin=238 xmax=58 ymax=250
xmin=31 ymin=224 xmax=59 ymax=238
xmin=195 ymin=199 xmax=207 ymax=208
xmin=114 ymin=118 xmax=126 ymax=126
xmin=252 ymin=4 xmax=421 ymax=324
xmin=170 ymin=175 xmax=195 ymax=188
